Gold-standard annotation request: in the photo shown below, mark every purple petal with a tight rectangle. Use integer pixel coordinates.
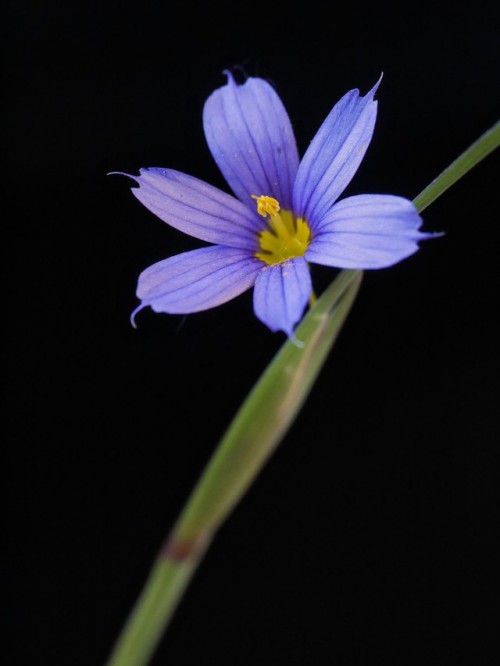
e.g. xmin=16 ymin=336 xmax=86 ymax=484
xmin=203 ymin=73 xmax=300 ymax=210
xmin=135 ymin=245 xmax=262 ymax=317
xmin=128 ymin=168 xmax=263 ymax=250
xmin=293 ymin=79 xmax=380 ymax=224
xmin=305 ymin=194 xmax=437 ymax=269
xmin=253 ymin=257 xmax=312 ymax=335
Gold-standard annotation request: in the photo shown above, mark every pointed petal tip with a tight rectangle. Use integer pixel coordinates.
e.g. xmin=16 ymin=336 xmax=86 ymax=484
xmin=107 ymin=170 xmax=139 ymax=183
xmin=130 ymin=303 xmax=145 ymax=328
xmin=364 ymin=73 xmax=383 ymax=101
xmin=348 ymin=73 xmax=383 ymax=102
xmin=106 ymin=171 xmax=123 ymax=177
xmin=373 ymin=72 xmax=384 ymax=92
xmin=420 ymin=230 xmax=445 ymax=240
xmin=221 ymin=64 xmax=252 ymax=86
xmin=222 ymin=68 xmax=235 ymax=85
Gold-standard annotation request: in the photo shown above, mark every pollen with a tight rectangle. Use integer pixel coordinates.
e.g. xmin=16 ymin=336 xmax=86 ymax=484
xmin=251 ymin=194 xmax=281 ymax=218
xmin=252 ymin=195 xmax=312 ymax=266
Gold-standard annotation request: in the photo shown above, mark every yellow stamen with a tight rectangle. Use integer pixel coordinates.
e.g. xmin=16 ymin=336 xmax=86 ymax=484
xmin=251 ymin=194 xmax=280 ymax=218
xmin=252 ymin=195 xmax=312 ymax=266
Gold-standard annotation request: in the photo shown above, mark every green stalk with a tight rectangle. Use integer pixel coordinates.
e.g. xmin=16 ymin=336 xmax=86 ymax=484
xmin=413 ymin=120 xmax=499 ymax=213
xmin=104 ymin=556 xmax=204 ymax=666
xmin=106 ymin=122 xmax=498 ymax=666
xmin=106 ymin=268 xmax=362 ymax=666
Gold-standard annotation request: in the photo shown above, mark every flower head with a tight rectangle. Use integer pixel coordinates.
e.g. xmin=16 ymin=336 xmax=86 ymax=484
xmin=125 ymin=73 xmax=436 ymax=335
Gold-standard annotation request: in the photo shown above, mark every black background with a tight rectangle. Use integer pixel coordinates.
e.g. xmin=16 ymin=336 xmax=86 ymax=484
xmin=4 ymin=1 xmax=499 ymax=664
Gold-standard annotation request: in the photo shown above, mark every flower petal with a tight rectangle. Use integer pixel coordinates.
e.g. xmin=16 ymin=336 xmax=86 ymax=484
xmin=203 ymin=73 xmax=300 ymax=210
xmin=253 ymin=257 xmax=312 ymax=335
xmin=293 ymin=79 xmax=380 ymax=224
xmin=135 ymin=245 xmax=262 ymax=317
xmin=128 ymin=168 xmax=263 ymax=250
xmin=305 ymin=194 xmax=437 ymax=269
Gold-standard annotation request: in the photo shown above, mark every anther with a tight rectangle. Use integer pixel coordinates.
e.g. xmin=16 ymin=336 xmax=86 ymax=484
xmin=251 ymin=194 xmax=280 ymax=218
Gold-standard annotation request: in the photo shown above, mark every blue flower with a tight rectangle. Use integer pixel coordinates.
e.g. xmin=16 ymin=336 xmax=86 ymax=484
xmin=125 ymin=73 xmax=436 ymax=335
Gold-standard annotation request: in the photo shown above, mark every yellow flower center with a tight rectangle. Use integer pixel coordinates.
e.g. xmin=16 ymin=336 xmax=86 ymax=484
xmin=252 ymin=195 xmax=312 ymax=266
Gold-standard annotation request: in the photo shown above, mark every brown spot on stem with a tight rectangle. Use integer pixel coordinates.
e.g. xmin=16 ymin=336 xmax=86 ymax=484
xmin=161 ymin=531 xmax=211 ymax=562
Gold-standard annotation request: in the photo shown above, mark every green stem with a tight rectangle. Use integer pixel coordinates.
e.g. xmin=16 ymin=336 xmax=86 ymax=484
xmin=106 ymin=123 xmax=498 ymax=666
xmin=413 ymin=120 xmax=500 ymax=213
xmin=106 ymin=555 xmax=205 ymax=666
